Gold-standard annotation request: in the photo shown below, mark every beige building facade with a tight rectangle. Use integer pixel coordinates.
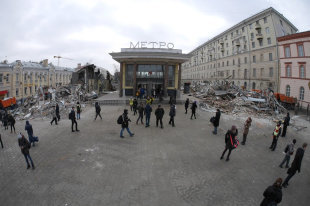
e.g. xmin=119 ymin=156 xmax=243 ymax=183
xmin=0 ymin=59 xmax=73 ymax=100
xmin=182 ymin=7 xmax=298 ymax=92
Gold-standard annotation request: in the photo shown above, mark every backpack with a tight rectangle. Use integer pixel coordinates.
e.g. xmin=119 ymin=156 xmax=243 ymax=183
xmin=69 ymin=112 xmax=72 ymax=120
xmin=284 ymin=145 xmax=289 ymax=153
xmin=117 ymin=115 xmax=123 ymax=124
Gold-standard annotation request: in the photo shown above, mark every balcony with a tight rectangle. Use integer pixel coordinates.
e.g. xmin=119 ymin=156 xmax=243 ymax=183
xmin=219 ymin=39 xmax=224 ymax=45
xmin=255 ymin=23 xmax=261 ymax=31
xmin=221 ymin=48 xmax=224 ymax=52
xmin=235 ymin=40 xmax=240 ymax=47
xmin=256 ymin=33 xmax=263 ymax=40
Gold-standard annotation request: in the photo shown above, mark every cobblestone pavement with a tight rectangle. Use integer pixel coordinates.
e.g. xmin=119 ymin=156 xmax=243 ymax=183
xmin=0 ymin=104 xmax=309 ymax=206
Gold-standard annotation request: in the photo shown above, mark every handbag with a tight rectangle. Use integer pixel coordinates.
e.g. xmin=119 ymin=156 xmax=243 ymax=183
xmin=210 ymin=116 xmax=215 ymax=123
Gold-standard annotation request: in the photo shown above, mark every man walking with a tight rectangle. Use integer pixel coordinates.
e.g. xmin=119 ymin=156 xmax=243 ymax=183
xmin=190 ymin=101 xmax=197 ymax=119
xmin=18 ymin=133 xmax=35 ymax=170
xmin=144 ymin=103 xmax=152 ymax=127
xmin=185 ymin=98 xmax=189 ymax=114
xmin=281 ymin=113 xmax=290 ymax=137
xmin=119 ymin=109 xmax=134 ymax=138
xmin=220 ymin=125 xmax=238 ymax=161
xmin=270 ymin=122 xmax=282 ymax=151
xmin=8 ymin=113 xmax=16 ymax=133
xmin=133 ymin=98 xmax=138 ymax=116
xmin=169 ymin=104 xmax=176 ymax=127
xmin=155 ymin=105 xmax=165 ymax=128
xmin=94 ymin=102 xmax=102 ymax=120
xmin=56 ymin=103 xmax=60 ymax=121
xmin=241 ymin=117 xmax=252 ymax=145
xmin=69 ymin=107 xmax=79 ymax=132
xmin=0 ymin=133 xmax=3 ymax=148
xmin=25 ymin=121 xmax=36 ymax=147
xmin=279 ymin=139 xmax=296 ymax=168
xmin=76 ymin=102 xmax=81 ymax=120
xmin=282 ymin=143 xmax=307 ymax=188
xmin=212 ymin=109 xmax=221 ymax=135
xmin=136 ymin=102 xmax=144 ymax=125
xmin=50 ymin=106 xmax=58 ymax=125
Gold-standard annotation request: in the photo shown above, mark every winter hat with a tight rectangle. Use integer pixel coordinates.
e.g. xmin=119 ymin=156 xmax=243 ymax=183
xmin=231 ymin=125 xmax=237 ymax=131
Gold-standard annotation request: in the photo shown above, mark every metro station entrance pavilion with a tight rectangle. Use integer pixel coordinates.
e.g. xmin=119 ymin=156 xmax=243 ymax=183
xmin=110 ymin=48 xmax=191 ymax=97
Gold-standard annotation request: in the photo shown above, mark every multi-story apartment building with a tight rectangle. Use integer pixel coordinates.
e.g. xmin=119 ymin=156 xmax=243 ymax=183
xmin=182 ymin=7 xmax=298 ymax=92
xmin=278 ymin=31 xmax=310 ymax=109
xmin=0 ymin=59 xmax=73 ymax=100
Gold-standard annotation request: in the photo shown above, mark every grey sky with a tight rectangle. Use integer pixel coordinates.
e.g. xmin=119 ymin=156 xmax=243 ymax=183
xmin=0 ymin=0 xmax=309 ymax=72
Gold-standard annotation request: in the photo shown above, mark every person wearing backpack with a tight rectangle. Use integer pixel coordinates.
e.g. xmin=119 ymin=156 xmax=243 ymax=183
xmin=220 ymin=125 xmax=238 ymax=161
xmin=18 ymin=133 xmax=35 ymax=170
xmin=94 ymin=102 xmax=102 ymax=120
xmin=279 ymin=139 xmax=296 ymax=168
xmin=76 ymin=102 xmax=81 ymax=120
xmin=260 ymin=178 xmax=282 ymax=206
xmin=155 ymin=105 xmax=165 ymax=129
xmin=119 ymin=109 xmax=134 ymax=138
xmin=136 ymin=102 xmax=144 ymax=125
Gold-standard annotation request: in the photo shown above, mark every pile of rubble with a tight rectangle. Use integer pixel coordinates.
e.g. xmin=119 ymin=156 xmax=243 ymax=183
xmin=190 ymin=80 xmax=287 ymax=119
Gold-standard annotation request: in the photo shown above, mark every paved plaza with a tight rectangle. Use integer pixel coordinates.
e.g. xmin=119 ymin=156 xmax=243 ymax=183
xmin=0 ymin=104 xmax=309 ymax=206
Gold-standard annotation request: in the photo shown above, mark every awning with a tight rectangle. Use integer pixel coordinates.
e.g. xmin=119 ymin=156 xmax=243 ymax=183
xmin=0 ymin=90 xmax=8 ymax=95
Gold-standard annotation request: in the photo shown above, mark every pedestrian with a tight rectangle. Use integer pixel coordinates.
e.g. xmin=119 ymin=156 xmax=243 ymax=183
xmin=169 ymin=104 xmax=176 ymax=127
xmin=3 ymin=112 xmax=8 ymax=130
xmin=212 ymin=109 xmax=221 ymax=135
xmin=260 ymin=178 xmax=282 ymax=206
xmin=282 ymin=143 xmax=307 ymax=188
xmin=136 ymin=102 xmax=144 ymax=125
xmin=25 ymin=121 xmax=35 ymax=147
xmin=56 ymin=103 xmax=60 ymax=121
xmin=0 ymin=133 xmax=3 ymax=148
xmin=144 ymin=103 xmax=152 ymax=127
xmin=50 ymin=106 xmax=58 ymax=125
xmin=76 ymin=102 xmax=81 ymax=120
xmin=129 ymin=98 xmax=133 ymax=111
xmin=18 ymin=133 xmax=35 ymax=170
xmin=279 ymin=139 xmax=296 ymax=168
xmin=155 ymin=105 xmax=165 ymax=128
xmin=270 ymin=122 xmax=282 ymax=151
xmin=241 ymin=117 xmax=252 ymax=145
xmin=94 ymin=102 xmax=102 ymax=120
xmin=146 ymin=97 xmax=152 ymax=105
xmin=133 ymin=98 xmax=138 ymax=116
xmin=0 ymin=110 xmax=3 ymax=126
xmin=185 ymin=98 xmax=189 ymax=114
xmin=69 ymin=107 xmax=79 ymax=132
xmin=119 ymin=109 xmax=134 ymax=138
xmin=190 ymin=101 xmax=197 ymax=119
xmin=220 ymin=125 xmax=238 ymax=161
xmin=8 ymin=113 xmax=16 ymax=133
xmin=281 ymin=113 xmax=290 ymax=137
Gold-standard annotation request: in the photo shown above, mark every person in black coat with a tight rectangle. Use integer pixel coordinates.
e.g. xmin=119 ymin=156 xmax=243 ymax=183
xmin=213 ymin=109 xmax=221 ymax=134
xmin=0 ymin=133 xmax=3 ymax=148
xmin=56 ymin=103 xmax=60 ymax=121
xmin=281 ymin=112 xmax=290 ymax=137
xmin=120 ymin=109 xmax=134 ymax=138
xmin=220 ymin=125 xmax=238 ymax=161
xmin=190 ymin=101 xmax=197 ymax=119
xmin=94 ymin=102 xmax=102 ymax=120
xmin=282 ymin=143 xmax=307 ymax=188
xmin=260 ymin=178 xmax=282 ymax=206
xmin=185 ymin=98 xmax=189 ymax=114
xmin=69 ymin=107 xmax=79 ymax=132
xmin=18 ymin=133 xmax=35 ymax=169
xmin=25 ymin=120 xmax=35 ymax=147
xmin=133 ymin=99 xmax=138 ymax=116
xmin=8 ymin=113 xmax=16 ymax=133
xmin=145 ymin=103 xmax=152 ymax=127
xmin=136 ymin=102 xmax=144 ymax=125
xmin=155 ymin=105 xmax=165 ymax=128
xmin=169 ymin=104 xmax=176 ymax=127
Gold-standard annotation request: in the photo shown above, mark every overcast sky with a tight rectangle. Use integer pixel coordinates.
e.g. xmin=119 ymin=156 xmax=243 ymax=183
xmin=1 ymin=0 xmax=309 ymax=73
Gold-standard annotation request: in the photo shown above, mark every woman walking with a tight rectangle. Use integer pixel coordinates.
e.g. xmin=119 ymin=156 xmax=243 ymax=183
xmin=220 ymin=125 xmax=238 ymax=161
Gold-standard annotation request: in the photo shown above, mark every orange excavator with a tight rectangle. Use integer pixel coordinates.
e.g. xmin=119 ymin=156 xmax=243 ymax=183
xmin=274 ymin=93 xmax=297 ymax=110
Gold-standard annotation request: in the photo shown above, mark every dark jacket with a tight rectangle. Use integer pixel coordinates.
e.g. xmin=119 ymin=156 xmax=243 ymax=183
xmin=287 ymin=147 xmax=305 ymax=174
xmin=169 ymin=105 xmax=176 ymax=117
xmin=283 ymin=116 xmax=290 ymax=126
xmin=56 ymin=105 xmax=60 ymax=114
xmin=225 ymin=129 xmax=238 ymax=149
xmin=8 ymin=114 xmax=15 ymax=124
xmin=133 ymin=100 xmax=138 ymax=109
xmin=145 ymin=104 xmax=152 ymax=117
xmin=155 ymin=108 xmax=165 ymax=119
xmin=95 ymin=104 xmax=101 ymax=113
xmin=18 ymin=136 xmax=30 ymax=155
xmin=191 ymin=102 xmax=197 ymax=112
xmin=25 ymin=121 xmax=33 ymax=137
xmin=213 ymin=110 xmax=221 ymax=127
xmin=138 ymin=105 xmax=144 ymax=115
xmin=185 ymin=99 xmax=189 ymax=109
xmin=260 ymin=185 xmax=282 ymax=206
xmin=121 ymin=113 xmax=130 ymax=128
xmin=70 ymin=110 xmax=76 ymax=120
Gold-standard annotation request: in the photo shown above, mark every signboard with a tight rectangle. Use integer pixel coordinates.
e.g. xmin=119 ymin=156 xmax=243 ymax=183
xmin=130 ymin=41 xmax=174 ymax=49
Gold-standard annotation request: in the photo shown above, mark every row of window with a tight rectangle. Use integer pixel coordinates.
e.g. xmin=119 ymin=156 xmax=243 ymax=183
xmin=285 ymin=65 xmax=306 ymax=78
xmin=286 ymin=85 xmax=305 ymax=100
xmin=284 ymin=44 xmax=305 ymax=57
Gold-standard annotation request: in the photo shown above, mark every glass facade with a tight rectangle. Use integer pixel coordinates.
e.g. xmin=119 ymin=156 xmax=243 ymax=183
xmin=168 ymin=65 xmax=175 ymax=87
xmin=125 ymin=64 xmax=134 ymax=86
xmin=137 ymin=65 xmax=163 ymax=78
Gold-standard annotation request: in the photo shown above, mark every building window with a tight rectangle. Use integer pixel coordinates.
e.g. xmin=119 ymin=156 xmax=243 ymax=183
xmin=286 ymin=85 xmax=290 ymax=96
xmin=297 ymin=44 xmax=304 ymax=57
xmin=280 ymin=20 xmax=283 ymax=26
xmin=30 ymin=87 xmax=32 ymax=94
xmin=238 ymin=58 xmax=241 ymax=65
xmin=242 ymin=27 xmax=244 ymax=32
xmin=269 ymin=67 xmax=273 ymax=77
xmin=252 ymin=82 xmax=256 ymax=89
xmin=252 ymin=42 xmax=255 ymax=48
xmin=244 ymin=82 xmax=247 ymax=89
xmin=253 ymin=55 xmax=256 ymax=63
xmin=231 ymin=32 xmax=233 ymax=37
xmin=299 ymin=87 xmax=305 ymax=100
xmin=264 ymin=17 xmax=267 ymax=23
xmin=259 ymin=40 xmax=263 ymax=47
xmin=253 ymin=68 xmax=256 ymax=77
xmin=6 ymin=74 xmax=9 ymax=82
xmin=16 ymin=88 xmax=19 ymax=96
xmin=227 ymin=61 xmax=229 ymax=66
xmin=260 ymin=68 xmax=264 ymax=77
xmin=24 ymin=87 xmax=27 ymax=95
xmin=233 ymin=59 xmax=235 ymax=65
xmin=267 ymin=38 xmax=271 ymax=45
xmin=24 ymin=74 xmax=27 ymax=81
xmin=260 ymin=54 xmax=264 ymax=62
xmin=125 ymin=64 xmax=134 ymax=86
xmin=0 ymin=74 xmax=3 ymax=83
xmin=269 ymin=53 xmax=273 ymax=61
xmin=251 ymin=33 xmax=254 ymax=39
xmin=265 ymin=27 xmax=270 ymax=34
xmin=249 ymin=24 xmax=252 ymax=29
xmin=285 ymin=46 xmax=291 ymax=57
xmin=286 ymin=65 xmax=291 ymax=77
xmin=16 ymin=73 xmax=19 ymax=81
xmin=244 ymin=57 xmax=247 ymax=63
xmin=232 ymin=70 xmax=235 ymax=78
xmin=244 ymin=69 xmax=247 ymax=78
xmin=168 ymin=65 xmax=175 ymax=87
xmin=300 ymin=65 xmax=305 ymax=78
xmin=222 ymin=62 xmax=224 ymax=67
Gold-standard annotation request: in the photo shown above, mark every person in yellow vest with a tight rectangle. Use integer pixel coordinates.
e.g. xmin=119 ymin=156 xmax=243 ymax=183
xmin=146 ymin=97 xmax=152 ymax=105
xmin=129 ymin=98 xmax=134 ymax=111
xmin=270 ymin=122 xmax=282 ymax=151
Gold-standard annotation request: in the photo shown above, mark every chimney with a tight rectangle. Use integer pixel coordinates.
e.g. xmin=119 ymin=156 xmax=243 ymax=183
xmin=42 ymin=59 xmax=48 ymax=67
xmin=75 ymin=63 xmax=82 ymax=71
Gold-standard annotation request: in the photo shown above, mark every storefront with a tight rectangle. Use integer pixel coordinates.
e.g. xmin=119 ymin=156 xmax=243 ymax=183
xmin=110 ymin=48 xmax=191 ymax=97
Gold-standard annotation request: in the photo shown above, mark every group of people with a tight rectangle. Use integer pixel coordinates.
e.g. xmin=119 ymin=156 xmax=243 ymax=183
xmin=0 ymin=110 xmax=16 ymax=133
